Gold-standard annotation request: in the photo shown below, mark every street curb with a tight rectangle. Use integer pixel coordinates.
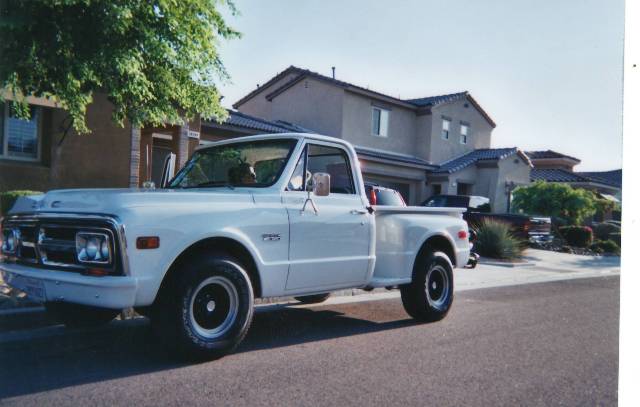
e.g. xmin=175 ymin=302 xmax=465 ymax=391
xmin=478 ymin=260 xmax=537 ymax=268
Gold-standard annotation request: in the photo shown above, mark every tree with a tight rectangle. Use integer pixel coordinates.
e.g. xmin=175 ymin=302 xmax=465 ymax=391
xmin=0 ymin=0 xmax=240 ymax=134
xmin=511 ymin=181 xmax=597 ymax=225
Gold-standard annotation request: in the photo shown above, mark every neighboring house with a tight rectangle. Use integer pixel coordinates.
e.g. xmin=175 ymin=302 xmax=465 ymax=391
xmin=0 ymin=94 xmax=309 ymax=193
xmin=527 ymin=150 xmax=622 ymax=201
xmin=233 ymin=66 xmax=531 ymax=207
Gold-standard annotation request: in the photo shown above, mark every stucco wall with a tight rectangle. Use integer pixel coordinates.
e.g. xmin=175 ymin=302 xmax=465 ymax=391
xmin=342 ymin=91 xmax=418 ymax=157
xmin=427 ymin=98 xmax=493 ymax=163
xmin=415 ymin=114 xmax=433 ymax=163
xmin=493 ymin=155 xmax=531 ymax=213
xmin=234 ymin=72 xmax=300 ymax=121
xmin=269 ymin=78 xmax=344 ymax=138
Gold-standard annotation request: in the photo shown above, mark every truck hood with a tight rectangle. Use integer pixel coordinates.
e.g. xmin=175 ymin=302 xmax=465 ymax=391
xmin=8 ymin=188 xmax=255 ymax=215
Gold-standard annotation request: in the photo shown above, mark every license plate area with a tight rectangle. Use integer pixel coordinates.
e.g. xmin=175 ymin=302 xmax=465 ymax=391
xmin=6 ymin=273 xmax=47 ymax=303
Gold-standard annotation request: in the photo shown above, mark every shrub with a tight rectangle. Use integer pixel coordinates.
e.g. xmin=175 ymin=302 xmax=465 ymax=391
xmin=559 ymin=226 xmax=593 ymax=247
xmin=609 ymin=232 xmax=621 ymax=247
xmin=590 ymin=240 xmax=620 ymax=255
xmin=592 ymin=223 xmax=621 ymax=241
xmin=474 ymin=219 xmax=525 ymax=260
xmin=0 ymin=191 xmax=42 ymax=216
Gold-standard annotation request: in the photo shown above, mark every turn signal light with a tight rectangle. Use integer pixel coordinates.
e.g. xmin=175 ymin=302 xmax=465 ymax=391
xmin=137 ymin=236 xmax=160 ymax=250
xmin=457 ymin=230 xmax=468 ymax=240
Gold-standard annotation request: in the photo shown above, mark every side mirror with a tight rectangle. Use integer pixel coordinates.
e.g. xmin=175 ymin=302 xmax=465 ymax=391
xmin=312 ymin=173 xmax=330 ymax=197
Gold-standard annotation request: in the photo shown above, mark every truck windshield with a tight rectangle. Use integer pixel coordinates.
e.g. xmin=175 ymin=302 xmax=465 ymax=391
xmin=168 ymin=139 xmax=297 ymax=189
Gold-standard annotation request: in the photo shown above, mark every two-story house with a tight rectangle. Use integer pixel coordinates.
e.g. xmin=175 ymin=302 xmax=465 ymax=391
xmin=233 ymin=66 xmax=532 ymax=210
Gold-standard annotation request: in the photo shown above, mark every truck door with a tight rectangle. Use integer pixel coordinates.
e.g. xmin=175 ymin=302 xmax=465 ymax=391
xmin=283 ymin=143 xmax=373 ymax=291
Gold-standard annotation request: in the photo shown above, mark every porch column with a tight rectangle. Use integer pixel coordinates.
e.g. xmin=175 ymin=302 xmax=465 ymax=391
xmin=129 ymin=125 xmax=141 ymax=187
xmin=178 ymin=123 xmax=190 ymax=168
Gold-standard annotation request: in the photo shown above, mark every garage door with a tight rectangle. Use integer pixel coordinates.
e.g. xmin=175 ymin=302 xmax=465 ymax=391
xmin=363 ymin=177 xmax=411 ymax=204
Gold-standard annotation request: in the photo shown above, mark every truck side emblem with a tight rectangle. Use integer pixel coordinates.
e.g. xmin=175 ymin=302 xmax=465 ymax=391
xmin=262 ymin=233 xmax=281 ymax=242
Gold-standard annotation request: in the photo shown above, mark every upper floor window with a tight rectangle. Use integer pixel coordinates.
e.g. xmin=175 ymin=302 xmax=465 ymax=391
xmin=371 ymin=107 xmax=389 ymax=137
xmin=460 ymin=123 xmax=469 ymax=144
xmin=0 ymin=103 xmax=41 ymax=161
xmin=441 ymin=118 xmax=450 ymax=140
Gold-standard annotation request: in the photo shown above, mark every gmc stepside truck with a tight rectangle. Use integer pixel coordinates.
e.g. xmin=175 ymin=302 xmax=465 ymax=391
xmin=1 ymin=133 xmax=470 ymax=360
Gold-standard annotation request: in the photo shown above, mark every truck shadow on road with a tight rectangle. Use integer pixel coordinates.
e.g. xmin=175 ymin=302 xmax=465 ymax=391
xmin=0 ymin=301 xmax=415 ymax=399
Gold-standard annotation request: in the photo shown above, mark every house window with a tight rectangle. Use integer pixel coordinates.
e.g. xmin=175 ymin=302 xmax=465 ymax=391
xmin=1 ymin=103 xmax=41 ymax=161
xmin=441 ymin=118 xmax=450 ymax=140
xmin=460 ymin=123 xmax=469 ymax=144
xmin=371 ymin=107 xmax=389 ymax=137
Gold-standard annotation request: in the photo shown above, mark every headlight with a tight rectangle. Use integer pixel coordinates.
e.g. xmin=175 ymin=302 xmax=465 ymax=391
xmin=76 ymin=232 xmax=111 ymax=264
xmin=1 ymin=227 xmax=19 ymax=254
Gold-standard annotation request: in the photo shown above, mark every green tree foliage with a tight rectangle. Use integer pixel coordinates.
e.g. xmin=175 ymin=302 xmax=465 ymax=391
xmin=0 ymin=0 xmax=240 ymax=133
xmin=512 ymin=181 xmax=597 ymax=225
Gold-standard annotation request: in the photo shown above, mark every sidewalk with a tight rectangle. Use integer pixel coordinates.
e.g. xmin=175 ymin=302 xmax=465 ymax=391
xmin=455 ymin=248 xmax=620 ymax=291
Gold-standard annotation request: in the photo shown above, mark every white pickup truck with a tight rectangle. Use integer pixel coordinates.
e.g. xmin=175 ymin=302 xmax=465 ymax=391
xmin=1 ymin=133 xmax=470 ymax=359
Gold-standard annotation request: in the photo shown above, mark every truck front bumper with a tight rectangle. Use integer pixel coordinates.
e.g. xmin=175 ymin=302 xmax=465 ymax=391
xmin=0 ymin=262 xmax=137 ymax=309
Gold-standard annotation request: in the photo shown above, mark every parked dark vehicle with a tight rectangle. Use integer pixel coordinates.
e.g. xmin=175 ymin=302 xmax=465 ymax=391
xmin=365 ymin=183 xmax=407 ymax=207
xmin=421 ymin=194 xmax=552 ymax=241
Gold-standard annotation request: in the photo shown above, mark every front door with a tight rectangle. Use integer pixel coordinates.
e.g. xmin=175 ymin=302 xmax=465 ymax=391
xmin=283 ymin=143 xmax=372 ymax=291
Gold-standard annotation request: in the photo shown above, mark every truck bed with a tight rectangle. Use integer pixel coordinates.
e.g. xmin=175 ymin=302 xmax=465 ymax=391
xmin=368 ymin=206 xmax=469 ymax=288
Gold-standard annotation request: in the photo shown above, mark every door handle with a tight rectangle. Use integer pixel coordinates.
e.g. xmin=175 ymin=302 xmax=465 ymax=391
xmin=350 ymin=209 xmax=368 ymax=215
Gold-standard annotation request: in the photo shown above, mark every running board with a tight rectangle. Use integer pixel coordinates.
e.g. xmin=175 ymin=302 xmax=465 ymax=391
xmin=364 ymin=277 xmax=412 ymax=289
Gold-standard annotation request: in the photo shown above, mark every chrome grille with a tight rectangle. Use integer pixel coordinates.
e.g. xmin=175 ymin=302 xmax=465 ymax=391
xmin=1 ymin=215 xmax=124 ymax=275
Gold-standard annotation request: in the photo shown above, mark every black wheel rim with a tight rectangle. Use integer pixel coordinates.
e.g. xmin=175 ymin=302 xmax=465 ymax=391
xmin=425 ymin=264 xmax=450 ymax=310
xmin=189 ymin=276 xmax=239 ymax=339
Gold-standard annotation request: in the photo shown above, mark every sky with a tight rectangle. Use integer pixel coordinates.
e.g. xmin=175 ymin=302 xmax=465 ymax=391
xmin=216 ymin=0 xmax=624 ymax=171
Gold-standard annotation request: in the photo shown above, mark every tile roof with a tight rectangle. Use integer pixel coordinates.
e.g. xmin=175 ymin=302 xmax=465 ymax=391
xmin=525 ymin=150 xmax=581 ymax=162
xmin=430 ymin=148 xmax=529 ymax=174
xmin=531 ymin=168 xmax=622 ymax=188
xmin=405 ymin=92 xmax=468 ymax=107
xmin=234 ymin=66 xmax=496 ymax=127
xmin=354 ymin=146 xmax=436 ymax=169
xmin=576 ymin=169 xmax=622 ymax=188
xmin=531 ymin=168 xmax=587 ymax=183
xmin=202 ymin=110 xmax=316 ymax=134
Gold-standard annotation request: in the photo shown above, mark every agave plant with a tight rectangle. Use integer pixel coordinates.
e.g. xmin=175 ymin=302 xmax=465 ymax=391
xmin=473 ymin=219 xmax=525 ymax=260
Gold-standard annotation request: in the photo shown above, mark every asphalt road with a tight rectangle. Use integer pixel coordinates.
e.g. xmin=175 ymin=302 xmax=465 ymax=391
xmin=0 ymin=276 xmax=619 ymax=406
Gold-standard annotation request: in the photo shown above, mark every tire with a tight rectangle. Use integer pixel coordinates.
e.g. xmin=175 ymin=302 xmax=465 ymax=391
xmin=45 ymin=302 xmax=120 ymax=328
xmin=294 ymin=293 xmax=331 ymax=304
xmin=400 ymin=251 xmax=454 ymax=322
xmin=151 ymin=252 xmax=254 ymax=360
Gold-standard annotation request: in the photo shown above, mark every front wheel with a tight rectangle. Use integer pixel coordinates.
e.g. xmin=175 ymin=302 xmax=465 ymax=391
xmin=400 ymin=251 xmax=454 ymax=322
xmin=151 ymin=253 xmax=254 ymax=360
xmin=45 ymin=302 xmax=120 ymax=328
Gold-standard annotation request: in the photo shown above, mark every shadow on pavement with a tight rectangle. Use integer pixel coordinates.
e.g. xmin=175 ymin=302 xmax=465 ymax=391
xmin=0 ymin=301 xmax=414 ymax=399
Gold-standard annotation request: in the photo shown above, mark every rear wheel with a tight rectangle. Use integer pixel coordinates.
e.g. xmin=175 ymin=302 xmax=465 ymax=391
xmin=151 ymin=252 xmax=254 ymax=360
xmin=400 ymin=251 xmax=454 ymax=322
xmin=45 ymin=302 xmax=120 ymax=328
xmin=294 ymin=293 xmax=331 ymax=304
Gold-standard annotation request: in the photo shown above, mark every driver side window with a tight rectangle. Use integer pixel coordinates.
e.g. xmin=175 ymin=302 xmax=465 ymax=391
xmin=287 ymin=144 xmax=355 ymax=194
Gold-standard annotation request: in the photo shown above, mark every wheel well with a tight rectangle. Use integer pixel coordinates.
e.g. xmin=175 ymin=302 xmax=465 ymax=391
xmin=419 ymin=235 xmax=456 ymax=267
xmin=156 ymin=237 xmax=262 ymax=302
